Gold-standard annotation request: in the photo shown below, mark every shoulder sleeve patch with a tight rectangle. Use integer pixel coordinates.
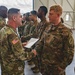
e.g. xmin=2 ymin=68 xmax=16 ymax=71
xmin=12 ymin=39 xmax=19 ymax=44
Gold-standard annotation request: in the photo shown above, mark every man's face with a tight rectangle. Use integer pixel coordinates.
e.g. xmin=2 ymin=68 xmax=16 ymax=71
xmin=29 ymin=14 xmax=34 ymax=21
xmin=22 ymin=15 xmax=26 ymax=21
xmin=37 ymin=8 xmax=42 ymax=18
xmin=48 ymin=10 xmax=58 ymax=23
xmin=15 ymin=12 xmax=22 ymax=27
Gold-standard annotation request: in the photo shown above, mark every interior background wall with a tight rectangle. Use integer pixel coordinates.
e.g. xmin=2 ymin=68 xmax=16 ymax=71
xmin=34 ymin=0 xmax=75 ymax=29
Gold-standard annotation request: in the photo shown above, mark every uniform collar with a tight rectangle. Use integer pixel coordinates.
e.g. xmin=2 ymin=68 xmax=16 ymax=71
xmin=50 ymin=22 xmax=62 ymax=31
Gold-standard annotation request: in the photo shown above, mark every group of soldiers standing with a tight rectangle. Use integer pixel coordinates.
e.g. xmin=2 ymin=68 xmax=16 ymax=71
xmin=18 ymin=5 xmax=74 ymax=75
xmin=0 ymin=4 xmax=74 ymax=75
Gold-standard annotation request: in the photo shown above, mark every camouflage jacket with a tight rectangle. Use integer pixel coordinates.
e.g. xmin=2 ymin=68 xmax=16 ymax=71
xmin=23 ymin=21 xmax=32 ymax=36
xmin=35 ymin=22 xmax=74 ymax=75
xmin=30 ymin=20 xmax=38 ymax=34
xmin=18 ymin=24 xmax=25 ymax=37
xmin=0 ymin=17 xmax=6 ymax=30
xmin=22 ymin=20 xmax=38 ymax=41
xmin=0 ymin=25 xmax=34 ymax=75
xmin=0 ymin=17 xmax=6 ymax=64
xmin=36 ymin=18 xmax=49 ymax=39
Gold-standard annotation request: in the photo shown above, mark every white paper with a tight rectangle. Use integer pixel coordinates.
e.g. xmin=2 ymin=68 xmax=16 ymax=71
xmin=25 ymin=38 xmax=39 ymax=48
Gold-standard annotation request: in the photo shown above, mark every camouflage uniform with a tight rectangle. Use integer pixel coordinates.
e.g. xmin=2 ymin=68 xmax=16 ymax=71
xmin=0 ymin=25 xmax=34 ymax=75
xmin=22 ymin=20 xmax=38 ymax=41
xmin=29 ymin=20 xmax=38 ymax=36
xmin=18 ymin=24 xmax=25 ymax=37
xmin=36 ymin=18 xmax=49 ymax=39
xmin=31 ymin=18 xmax=50 ymax=73
xmin=35 ymin=22 xmax=74 ymax=75
xmin=21 ymin=20 xmax=39 ymax=72
xmin=0 ymin=17 xmax=6 ymax=63
xmin=0 ymin=17 xmax=6 ymax=30
xmin=23 ymin=21 xmax=32 ymax=36
xmin=21 ymin=21 xmax=32 ymax=42
xmin=25 ymin=20 xmax=39 ymax=70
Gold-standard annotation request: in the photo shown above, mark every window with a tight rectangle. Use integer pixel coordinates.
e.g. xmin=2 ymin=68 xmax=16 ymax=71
xmin=65 ymin=13 xmax=70 ymax=21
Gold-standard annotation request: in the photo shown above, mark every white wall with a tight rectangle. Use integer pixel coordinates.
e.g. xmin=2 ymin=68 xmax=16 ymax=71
xmin=34 ymin=0 xmax=49 ymax=11
xmin=34 ymin=0 xmax=50 ymax=21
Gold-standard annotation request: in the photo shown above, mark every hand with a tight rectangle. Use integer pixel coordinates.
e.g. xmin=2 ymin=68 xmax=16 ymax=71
xmin=58 ymin=67 xmax=63 ymax=71
xmin=21 ymin=36 xmax=26 ymax=42
xmin=22 ymin=42 xmax=27 ymax=47
xmin=32 ymin=49 xmax=37 ymax=56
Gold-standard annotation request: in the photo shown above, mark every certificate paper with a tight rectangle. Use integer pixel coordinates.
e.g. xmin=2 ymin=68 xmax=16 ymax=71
xmin=25 ymin=38 xmax=39 ymax=48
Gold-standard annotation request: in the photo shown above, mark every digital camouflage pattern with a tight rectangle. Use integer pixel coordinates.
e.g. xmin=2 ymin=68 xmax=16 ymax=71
xmin=0 ymin=17 xmax=6 ymax=63
xmin=21 ymin=20 xmax=39 ymax=73
xmin=21 ymin=21 xmax=32 ymax=42
xmin=30 ymin=18 xmax=50 ymax=73
xmin=23 ymin=21 xmax=32 ymax=36
xmin=0 ymin=25 xmax=34 ymax=75
xmin=36 ymin=18 xmax=49 ymax=39
xmin=18 ymin=24 xmax=25 ymax=37
xmin=29 ymin=20 xmax=38 ymax=37
xmin=22 ymin=20 xmax=38 ymax=42
xmin=35 ymin=22 xmax=74 ymax=75
xmin=0 ymin=17 xmax=6 ymax=30
xmin=26 ymin=20 xmax=39 ymax=73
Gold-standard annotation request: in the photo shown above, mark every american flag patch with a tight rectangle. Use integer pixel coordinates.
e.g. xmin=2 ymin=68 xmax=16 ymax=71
xmin=12 ymin=39 xmax=19 ymax=44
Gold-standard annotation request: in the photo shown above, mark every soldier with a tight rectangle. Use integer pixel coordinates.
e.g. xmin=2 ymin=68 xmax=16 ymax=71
xmin=23 ymin=12 xmax=32 ymax=36
xmin=33 ymin=5 xmax=74 ymax=75
xmin=29 ymin=10 xmax=38 ymax=38
xmin=0 ymin=6 xmax=8 ymax=30
xmin=25 ymin=10 xmax=39 ymax=71
xmin=31 ymin=6 xmax=50 ymax=73
xmin=21 ymin=10 xmax=38 ymax=41
xmin=36 ymin=6 xmax=49 ymax=39
xmin=21 ymin=12 xmax=32 ymax=42
xmin=0 ymin=8 xmax=36 ymax=75
xmin=0 ymin=5 xmax=8 ymax=68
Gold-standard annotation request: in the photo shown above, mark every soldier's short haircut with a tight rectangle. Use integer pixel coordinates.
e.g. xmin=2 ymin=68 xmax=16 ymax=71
xmin=30 ymin=10 xmax=37 ymax=16
xmin=25 ymin=12 xmax=30 ymax=17
xmin=8 ymin=8 xmax=20 ymax=14
xmin=50 ymin=5 xmax=62 ymax=16
xmin=8 ymin=8 xmax=20 ymax=19
xmin=0 ymin=6 xmax=8 ymax=18
xmin=23 ymin=13 xmax=26 ymax=16
xmin=39 ymin=6 xmax=48 ymax=16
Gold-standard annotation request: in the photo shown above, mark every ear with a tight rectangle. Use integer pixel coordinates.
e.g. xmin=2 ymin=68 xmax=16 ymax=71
xmin=12 ymin=15 xmax=16 ymax=21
